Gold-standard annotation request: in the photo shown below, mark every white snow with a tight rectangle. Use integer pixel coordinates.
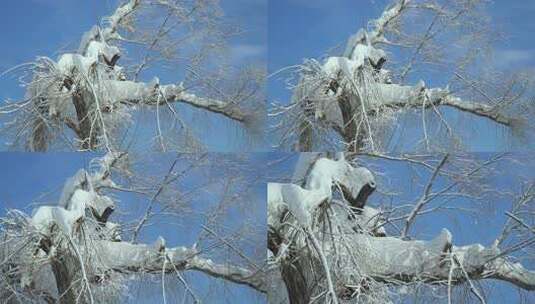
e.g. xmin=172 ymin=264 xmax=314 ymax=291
xmin=31 ymin=201 xmax=86 ymax=236
xmin=105 ymin=80 xmax=154 ymax=103
xmin=32 ymin=153 xmax=121 ymax=236
xmin=97 ymin=241 xmax=196 ymax=269
xmin=268 ymin=182 xmax=328 ymax=227
xmin=305 ymin=157 xmax=375 ymax=202
xmin=57 ymin=53 xmax=96 ymax=76
xmin=268 ymin=157 xmax=375 ymax=228
xmin=357 ymin=228 xmax=452 ymax=275
xmin=59 ymin=169 xmax=88 ymax=208
xmin=85 ymin=41 xmax=120 ymax=64
xmin=375 ymin=81 xmax=425 ymax=107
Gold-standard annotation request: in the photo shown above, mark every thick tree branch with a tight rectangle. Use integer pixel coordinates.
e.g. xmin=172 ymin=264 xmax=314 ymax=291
xmin=344 ymin=0 xmax=409 ymax=54
xmin=440 ymin=95 xmax=513 ymax=126
xmin=78 ymin=0 xmax=140 ymax=54
xmin=374 ymin=83 xmax=514 ymax=126
xmin=96 ymin=240 xmax=266 ymax=293
xmin=188 ymin=256 xmax=266 ymax=293
xmin=362 ymin=231 xmax=535 ymax=291
xmin=106 ymin=80 xmax=248 ymax=122
xmin=492 ymin=260 xmax=535 ymax=291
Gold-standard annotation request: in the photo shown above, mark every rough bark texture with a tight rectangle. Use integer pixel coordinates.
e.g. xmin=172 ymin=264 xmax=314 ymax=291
xmin=50 ymin=251 xmax=78 ymax=304
xmin=281 ymin=257 xmax=312 ymax=304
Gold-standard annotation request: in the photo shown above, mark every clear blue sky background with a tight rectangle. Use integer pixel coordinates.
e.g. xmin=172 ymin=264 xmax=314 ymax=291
xmin=0 ymin=0 xmax=267 ymax=152
xmin=268 ymin=0 xmax=535 ymax=151
xmin=0 ymin=152 xmax=277 ymax=303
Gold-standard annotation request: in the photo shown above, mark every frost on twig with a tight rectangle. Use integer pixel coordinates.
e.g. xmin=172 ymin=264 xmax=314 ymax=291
xmin=267 ymin=153 xmax=535 ymax=303
xmin=272 ymin=0 xmax=532 ymax=152
xmin=0 ymin=153 xmax=265 ymax=303
xmin=1 ymin=0 xmax=263 ymax=151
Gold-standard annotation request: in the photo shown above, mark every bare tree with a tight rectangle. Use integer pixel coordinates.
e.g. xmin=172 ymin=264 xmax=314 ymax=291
xmin=267 ymin=152 xmax=535 ymax=303
xmin=271 ymin=0 xmax=534 ymax=152
xmin=0 ymin=0 xmax=265 ymax=152
xmin=0 ymin=153 xmax=267 ymax=303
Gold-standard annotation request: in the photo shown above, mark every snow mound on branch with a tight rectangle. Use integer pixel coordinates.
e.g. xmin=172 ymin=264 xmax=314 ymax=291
xmin=375 ymin=82 xmax=425 ymax=106
xmin=306 ymin=157 xmax=376 ymax=204
xmin=343 ymin=28 xmax=387 ymax=62
xmin=268 ymin=157 xmax=376 ymax=228
xmin=33 ymin=154 xmax=123 ymax=236
xmin=362 ymin=228 xmax=452 ymax=275
xmin=86 ymin=41 xmax=120 ymax=64
xmin=32 ymin=188 xmax=114 ymax=236
xmin=31 ymin=201 xmax=87 ymax=236
xmin=59 ymin=169 xmax=88 ymax=208
xmin=323 ymin=45 xmax=386 ymax=81
xmin=268 ymin=182 xmax=329 ymax=228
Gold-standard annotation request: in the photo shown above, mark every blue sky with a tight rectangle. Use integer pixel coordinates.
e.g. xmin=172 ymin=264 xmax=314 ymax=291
xmin=0 ymin=152 xmax=274 ymax=303
xmin=0 ymin=0 xmax=267 ymax=152
xmin=268 ymin=0 xmax=535 ymax=151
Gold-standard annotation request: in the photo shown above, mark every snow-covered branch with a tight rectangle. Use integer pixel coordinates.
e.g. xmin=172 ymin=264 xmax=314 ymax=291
xmin=374 ymin=83 xmax=514 ymax=126
xmin=344 ymin=0 xmax=409 ymax=52
xmin=365 ymin=231 xmax=535 ymax=291
xmin=268 ymin=156 xmax=376 ymax=229
xmin=188 ymin=256 xmax=266 ymax=292
xmin=95 ymin=240 xmax=196 ymax=272
xmin=96 ymin=240 xmax=266 ymax=292
xmin=32 ymin=153 xmax=126 ymax=237
xmin=105 ymin=80 xmax=247 ymax=122
xmin=492 ymin=259 xmax=535 ymax=291
xmin=78 ymin=0 xmax=140 ymax=54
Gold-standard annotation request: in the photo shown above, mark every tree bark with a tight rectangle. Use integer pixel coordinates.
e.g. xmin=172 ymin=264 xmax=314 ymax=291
xmin=50 ymin=251 xmax=80 ymax=304
xmin=72 ymin=89 xmax=98 ymax=150
xmin=281 ymin=258 xmax=311 ymax=304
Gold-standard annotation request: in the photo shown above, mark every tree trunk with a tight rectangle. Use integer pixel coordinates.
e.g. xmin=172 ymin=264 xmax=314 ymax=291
xmin=281 ymin=259 xmax=310 ymax=304
xmin=298 ymin=98 xmax=315 ymax=151
xmin=339 ymin=95 xmax=365 ymax=152
xmin=50 ymin=250 xmax=82 ymax=304
xmin=31 ymin=98 xmax=50 ymax=152
xmin=72 ymin=89 xmax=98 ymax=150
